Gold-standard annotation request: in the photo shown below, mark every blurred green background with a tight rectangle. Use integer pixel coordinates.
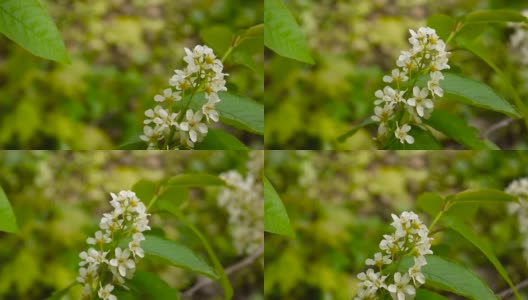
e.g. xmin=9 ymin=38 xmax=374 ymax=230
xmin=265 ymin=150 xmax=528 ymax=299
xmin=0 ymin=0 xmax=263 ymax=149
xmin=264 ymin=0 xmax=528 ymax=149
xmin=0 ymin=151 xmax=263 ymax=300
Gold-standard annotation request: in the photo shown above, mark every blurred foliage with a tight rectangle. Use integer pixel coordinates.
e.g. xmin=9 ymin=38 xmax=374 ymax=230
xmin=264 ymin=0 xmax=528 ymax=149
xmin=0 ymin=0 xmax=263 ymax=149
xmin=264 ymin=150 xmax=528 ymax=299
xmin=0 ymin=151 xmax=263 ymax=300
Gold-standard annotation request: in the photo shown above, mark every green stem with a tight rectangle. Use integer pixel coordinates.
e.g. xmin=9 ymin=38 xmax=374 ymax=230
xmin=175 ymin=211 xmax=233 ymax=300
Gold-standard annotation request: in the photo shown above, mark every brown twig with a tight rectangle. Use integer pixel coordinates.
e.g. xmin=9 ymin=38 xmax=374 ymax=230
xmin=182 ymin=243 xmax=264 ymax=298
xmin=498 ymin=278 xmax=528 ymax=299
xmin=484 ymin=118 xmax=516 ymax=139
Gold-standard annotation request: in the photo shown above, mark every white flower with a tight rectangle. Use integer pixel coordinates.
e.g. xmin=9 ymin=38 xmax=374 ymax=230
xmin=154 ymin=88 xmax=181 ymax=103
xmin=129 ymin=233 xmax=146 ymax=258
xmin=394 ymin=124 xmax=414 ymax=144
xmin=371 ymin=105 xmax=393 ymax=123
xmin=387 ymin=272 xmax=416 ymax=300
xmin=109 ymin=247 xmax=135 ymax=277
xmin=365 ymin=252 xmax=392 ymax=267
xmin=139 ymin=125 xmax=163 ymax=145
xmin=87 ymin=231 xmax=111 ymax=246
xmin=409 ymin=257 xmax=426 ymax=286
xmin=427 ymin=71 xmax=444 ymax=97
xmin=202 ymin=101 xmax=220 ymax=123
xmin=407 ymin=87 xmax=433 ymax=117
xmin=180 ymin=109 xmax=208 ymax=143
xmin=98 ymin=284 xmax=117 ymax=300
xmin=383 ymin=69 xmax=409 ymax=83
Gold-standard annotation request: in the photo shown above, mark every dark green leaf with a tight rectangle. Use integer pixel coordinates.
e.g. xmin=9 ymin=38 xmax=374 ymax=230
xmin=264 ymin=0 xmax=314 ymax=64
xmin=337 ymin=119 xmax=375 ymax=143
xmin=384 ymin=126 xmax=442 ymax=150
xmin=417 ymin=73 xmax=521 ymax=118
xmin=264 ymin=176 xmax=294 ymax=237
xmin=182 ymin=92 xmax=264 ymax=135
xmin=127 ymin=271 xmax=180 ymax=300
xmin=425 ymin=110 xmax=494 ymax=149
xmin=46 ymin=282 xmax=78 ymax=300
xmin=168 ymin=174 xmax=225 ymax=187
xmin=131 ymin=180 xmax=158 ymax=205
xmin=427 ymin=14 xmax=456 ymax=41
xmin=142 ymin=235 xmax=218 ymax=279
xmin=154 ymin=186 xmax=189 ymax=215
xmin=399 ymin=255 xmax=497 ymax=300
xmin=0 ymin=0 xmax=70 ymax=63
xmin=416 ymin=192 xmax=445 ymax=218
xmin=452 ymin=189 xmax=518 ymax=204
xmin=463 ymin=10 xmax=528 ymax=24
xmin=0 ymin=185 xmax=18 ymax=233
xmin=416 ymin=289 xmax=448 ymax=300
xmin=443 ymin=217 xmax=520 ymax=299
xmin=196 ymin=128 xmax=248 ymax=150
xmin=201 ymin=26 xmax=234 ymax=56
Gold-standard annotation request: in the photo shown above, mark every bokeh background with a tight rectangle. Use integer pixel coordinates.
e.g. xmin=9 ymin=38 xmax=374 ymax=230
xmin=264 ymin=0 xmax=528 ymax=149
xmin=0 ymin=0 xmax=263 ymax=149
xmin=0 ymin=151 xmax=263 ymax=300
xmin=265 ymin=150 xmax=528 ymax=299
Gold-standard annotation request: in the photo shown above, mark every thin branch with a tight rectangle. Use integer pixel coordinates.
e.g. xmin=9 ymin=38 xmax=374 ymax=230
xmin=484 ymin=118 xmax=516 ymax=139
xmin=182 ymin=243 xmax=264 ymax=298
xmin=498 ymin=278 xmax=528 ymax=299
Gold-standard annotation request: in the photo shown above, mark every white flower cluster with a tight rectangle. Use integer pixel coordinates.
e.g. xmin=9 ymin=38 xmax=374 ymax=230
xmin=509 ymin=11 xmax=528 ymax=93
xmin=218 ymin=151 xmax=264 ymax=256
xmin=509 ymin=11 xmax=528 ymax=65
xmin=77 ymin=190 xmax=151 ymax=300
xmin=355 ymin=211 xmax=433 ymax=300
xmin=372 ymin=27 xmax=450 ymax=145
xmin=140 ymin=45 xmax=228 ymax=149
xmin=505 ymin=178 xmax=528 ymax=264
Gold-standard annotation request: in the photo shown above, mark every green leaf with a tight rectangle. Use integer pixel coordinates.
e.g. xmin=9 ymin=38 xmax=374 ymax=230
xmin=337 ymin=119 xmax=375 ymax=143
xmin=232 ymin=50 xmax=263 ymax=74
xmin=425 ymin=110 xmax=494 ymax=149
xmin=201 ymin=26 xmax=234 ymax=56
xmin=399 ymin=255 xmax=497 ymax=300
xmin=174 ymin=211 xmax=233 ymax=300
xmin=0 ymin=185 xmax=18 ymax=233
xmin=264 ymin=176 xmax=294 ymax=237
xmin=132 ymin=180 xmax=158 ymax=205
xmin=183 ymin=92 xmax=264 ymax=135
xmin=416 ymin=289 xmax=448 ymax=300
xmin=442 ymin=217 xmax=521 ymax=299
xmin=264 ymin=0 xmax=314 ymax=64
xmin=141 ymin=235 xmax=218 ymax=279
xmin=127 ymin=271 xmax=180 ymax=300
xmin=418 ymin=73 xmax=521 ymax=118
xmin=463 ymin=9 xmax=528 ymax=24
xmin=46 ymin=282 xmax=78 ymax=300
xmin=456 ymin=39 xmax=528 ymax=121
xmin=416 ymin=192 xmax=445 ymax=218
xmin=195 ymin=128 xmax=248 ymax=150
xmin=168 ymin=174 xmax=225 ymax=187
xmin=451 ymin=189 xmax=518 ymax=204
xmin=384 ymin=126 xmax=442 ymax=150
xmin=427 ymin=14 xmax=456 ymax=41
xmin=0 ymin=0 xmax=69 ymax=63
xmin=153 ymin=186 xmax=189 ymax=215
